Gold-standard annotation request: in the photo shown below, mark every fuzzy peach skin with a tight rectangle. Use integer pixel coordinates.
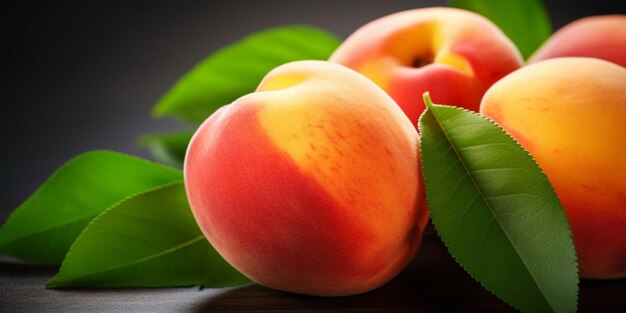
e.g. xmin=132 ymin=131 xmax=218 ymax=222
xmin=529 ymin=15 xmax=626 ymax=67
xmin=184 ymin=61 xmax=428 ymax=296
xmin=480 ymin=58 xmax=626 ymax=279
xmin=330 ymin=7 xmax=523 ymax=127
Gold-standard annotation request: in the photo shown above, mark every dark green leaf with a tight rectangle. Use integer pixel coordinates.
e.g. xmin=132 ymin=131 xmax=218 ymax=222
xmin=419 ymin=94 xmax=578 ymax=313
xmin=0 ymin=151 xmax=183 ymax=264
xmin=450 ymin=0 xmax=551 ymax=59
xmin=153 ymin=25 xmax=341 ymax=124
xmin=47 ymin=183 xmax=249 ymax=288
xmin=139 ymin=131 xmax=194 ymax=168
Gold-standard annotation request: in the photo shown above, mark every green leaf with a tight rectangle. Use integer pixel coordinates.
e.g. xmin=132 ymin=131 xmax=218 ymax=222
xmin=47 ymin=183 xmax=249 ymax=288
xmin=139 ymin=131 xmax=194 ymax=168
xmin=0 ymin=151 xmax=183 ymax=264
xmin=153 ymin=25 xmax=341 ymax=124
xmin=418 ymin=94 xmax=578 ymax=313
xmin=450 ymin=0 xmax=552 ymax=59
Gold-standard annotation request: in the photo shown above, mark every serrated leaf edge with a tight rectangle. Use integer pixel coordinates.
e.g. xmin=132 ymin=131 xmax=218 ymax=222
xmin=418 ymin=103 xmax=579 ymax=313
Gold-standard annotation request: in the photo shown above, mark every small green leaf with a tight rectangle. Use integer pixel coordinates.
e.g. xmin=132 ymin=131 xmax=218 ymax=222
xmin=139 ymin=131 xmax=194 ymax=168
xmin=450 ymin=0 xmax=551 ymax=59
xmin=47 ymin=183 xmax=249 ymax=288
xmin=419 ymin=94 xmax=578 ymax=313
xmin=153 ymin=25 xmax=341 ymax=124
xmin=0 ymin=151 xmax=183 ymax=264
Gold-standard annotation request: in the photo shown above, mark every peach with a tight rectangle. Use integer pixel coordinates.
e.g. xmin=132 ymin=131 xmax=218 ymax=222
xmin=480 ymin=58 xmax=626 ymax=279
xmin=530 ymin=15 xmax=626 ymax=67
xmin=184 ymin=61 xmax=428 ymax=296
xmin=330 ymin=7 xmax=523 ymax=127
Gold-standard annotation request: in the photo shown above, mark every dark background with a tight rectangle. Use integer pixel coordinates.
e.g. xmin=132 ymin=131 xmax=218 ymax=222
xmin=1 ymin=0 xmax=625 ymax=223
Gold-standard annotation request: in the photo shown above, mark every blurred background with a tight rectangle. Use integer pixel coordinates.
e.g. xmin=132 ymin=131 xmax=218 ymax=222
xmin=1 ymin=0 xmax=624 ymax=222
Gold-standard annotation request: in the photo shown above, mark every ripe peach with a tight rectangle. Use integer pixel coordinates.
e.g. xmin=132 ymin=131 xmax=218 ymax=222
xmin=184 ymin=61 xmax=428 ymax=296
xmin=480 ymin=58 xmax=626 ymax=279
xmin=530 ymin=15 xmax=626 ymax=67
xmin=330 ymin=7 xmax=523 ymax=127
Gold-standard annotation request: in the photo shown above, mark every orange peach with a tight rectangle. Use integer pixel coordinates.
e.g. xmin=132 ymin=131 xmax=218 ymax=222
xmin=480 ymin=58 xmax=626 ymax=279
xmin=184 ymin=61 xmax=428 ymax=296
xmin=330 ymin=7 xmax=523 ymax=127
xmin=530 ymin=15 xmax=626 ymax=67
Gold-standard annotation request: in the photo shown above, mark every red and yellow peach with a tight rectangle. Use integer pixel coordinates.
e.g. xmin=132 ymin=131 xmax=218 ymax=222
xmin=481 ymin=58 xmax=626 ymax=279
xmin=185 ymin=61 xmax=428 ymax=296
xmin=530 ymin=15 xmax=626 ymax=67
xmin=330 ymin=7 xmax=523 ymax=127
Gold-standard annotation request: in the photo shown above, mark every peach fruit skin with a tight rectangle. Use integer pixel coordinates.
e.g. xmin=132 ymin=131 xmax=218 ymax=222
xmin=529 ymin=15 xmax=626 ymax=67
xmin=330 ymin=7 xmax=523 ymax=127
xmin=184 ymin=61 xmax=428 ymax=296
xmin=480 ymin=58 xmax=626 ymax=279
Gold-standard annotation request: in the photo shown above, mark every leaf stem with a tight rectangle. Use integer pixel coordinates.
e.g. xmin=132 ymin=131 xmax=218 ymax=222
xmin=423 ymin=92 xmax=434 ymax=110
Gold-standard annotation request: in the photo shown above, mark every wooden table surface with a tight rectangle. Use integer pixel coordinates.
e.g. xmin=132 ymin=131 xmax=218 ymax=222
xmin=1 ymin=226 xmax=625 ymax=313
